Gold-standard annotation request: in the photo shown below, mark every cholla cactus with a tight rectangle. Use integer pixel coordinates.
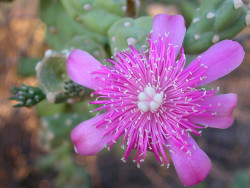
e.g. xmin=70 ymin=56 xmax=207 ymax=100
xmin=183 ymin=0 xmax=250 ymax=54
xmin=9 ymin=84 xmax=45 ymax=107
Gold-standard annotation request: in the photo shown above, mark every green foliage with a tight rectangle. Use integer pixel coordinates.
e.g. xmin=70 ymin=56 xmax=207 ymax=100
xmin=37 ymin=142 xmax=72 ymax=170
xmin=64 ymin=80 xmax=91 ymax=98
xmin=37 ymin=112 xmax=91 ymax=187
xmin=108 ymin=16 xmax=153 ymax=53
xmin=36 ymin=50 xmax=70 ymax=103
xmin=60 ymin=0 xmax=126 ymax=36
xmin=64 ymin=36 xmax=107 ymax=61
xmin=179 ymin=0 xmax=198 ymax=25
xmin=9 ymin=84 xmax=45 ymax=107
xmin=17 ymin=57 xmax=40 ymax=77
xmin=36 ymin=50 xmax=91 ymax=103
xmin=231 ymin=171 xmax=250 ymax=188
xmin=183 ymin=0 xmax=249 ymax=54
xmin=39 ymin=113 xmax=90 ymax=150
xmin=36 ymin=100 xmax=67 ymax=116
xmin=40 ymin=0 xmax=106 ymax=59
xmin=37 ymin=143 xmax=91 ymax=188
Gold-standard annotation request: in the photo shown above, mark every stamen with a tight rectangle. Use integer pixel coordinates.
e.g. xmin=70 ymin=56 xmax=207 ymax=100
xmin=137 ymin=87 xmax=163 ymax=112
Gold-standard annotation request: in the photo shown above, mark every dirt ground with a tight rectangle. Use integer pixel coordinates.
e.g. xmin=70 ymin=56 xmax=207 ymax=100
xmin=0 ymin=0 xmax=250 ymax=188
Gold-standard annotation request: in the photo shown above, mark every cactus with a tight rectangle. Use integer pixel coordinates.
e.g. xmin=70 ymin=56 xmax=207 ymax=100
xmin=12 ymin=50 xmax=92 ymax=108
xmin=40 ymin=0 xmax=106 ymax=50
xmin=79 ymin=9 xmax=121 ymax=36
xmin=37 ymin=142 xmax=91 ymax=188
xmin=151 ymin=0 xmax=199 ymax=25
xmin=64 ymin=35 xmax=107 ymax=61
xmin=39 ymin=113 xmax=90 ymax=150
xmin=36 ymin=50 xmax=69 ymax=103
xmin=64 ymin=80 xmax=91 ymax=99
xmin=179 ymin=0 xmax=199 ymax=25
xmin=95 ymin=0 xmax=126 ymax=16
xmin=36 ymin=100 xmax=68 ymax=117
xmin=183 ymin=0 xmax=250 ymax=54
xmin=54 ymin=158 xmax=91 ymax=188
xmin=60 ymin=0 xmax=126 ymax=19
xmin=36 ymin=142 xmax=72 ymax=170
xmin=36 ymin=50 xmax=92 ymax=103
xmin=108 ymin=16 xmax=153 ymax=53
xmin=60 ymin=0 xmax=127 ymax=36
xmin=9 ymin=84 xmax=45 ymax=107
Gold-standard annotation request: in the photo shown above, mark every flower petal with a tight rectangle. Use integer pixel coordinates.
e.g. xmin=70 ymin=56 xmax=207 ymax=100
xmin=188 ymin=93 xmax=237 ymax=129
xmin=67 ymin=49 xmax=106 ymax=90
xmin=71 ymin=114 xmax=112 ymax=155
xmin=169 ymin=136 xmax=212 ymax=186
xmin=194 ymin=40 xmax=245 ymax=86
xmin=152 ymin=14 xmax=186 ymax=57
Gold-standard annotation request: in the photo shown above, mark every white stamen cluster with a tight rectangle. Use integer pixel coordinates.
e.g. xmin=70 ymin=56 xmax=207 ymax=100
xmin=137 ymin=86 xmax=163 ymax=112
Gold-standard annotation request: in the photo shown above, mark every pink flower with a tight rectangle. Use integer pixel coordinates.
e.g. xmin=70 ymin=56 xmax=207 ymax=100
xmin=67 ymin=14 xmax=244 ymax=186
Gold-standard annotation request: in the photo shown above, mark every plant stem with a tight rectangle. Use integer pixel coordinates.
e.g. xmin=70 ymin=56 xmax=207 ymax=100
xmin=125 ymin=0 xmax=136 ymax=18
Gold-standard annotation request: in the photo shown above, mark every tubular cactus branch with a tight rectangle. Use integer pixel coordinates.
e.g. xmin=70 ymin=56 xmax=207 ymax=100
xmin=183 ymin=0 xmax=250 ymax=54
xmin=36 ymin=50 xmax=91 ymax=104
xmin=9 ymin=84 xmax=45 ymax=108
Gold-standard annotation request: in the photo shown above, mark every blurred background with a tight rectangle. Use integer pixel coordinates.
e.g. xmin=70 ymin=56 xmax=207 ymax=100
xmin=0 ymin=0 xmax=250 ymax=188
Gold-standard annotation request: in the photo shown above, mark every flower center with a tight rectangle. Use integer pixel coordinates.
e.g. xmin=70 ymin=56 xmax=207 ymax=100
xmin=137 ymin=86 xmax=163 ymax=112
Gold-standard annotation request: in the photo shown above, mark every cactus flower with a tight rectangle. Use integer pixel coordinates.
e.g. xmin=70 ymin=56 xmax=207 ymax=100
xmin=66 ymin=14 xmax=244 ymax=186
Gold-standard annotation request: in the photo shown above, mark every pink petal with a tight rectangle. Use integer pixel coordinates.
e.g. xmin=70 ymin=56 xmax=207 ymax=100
xmin=152 ymin=14 xmax=186 ymax=57
xmin=67 ymin=49 xmax=106 ymax=90
xmin=71 ymin=114 xmax=112 ymax=155
xmin=189 ymin=93 xmax=237 ymax=129
xmin=194 ymin=40 xmax=245 ymax=86
xmin=169 ymin=136 xmax=212 ymax=186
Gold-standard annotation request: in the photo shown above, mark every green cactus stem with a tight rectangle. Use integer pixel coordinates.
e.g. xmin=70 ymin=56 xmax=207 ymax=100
xmin=60 ymin=0 xmax=126 ymax=19
xmin=60 ymin=0 xmax=128 ymax=36
xmin=64 ymin=80 xmax=91 ymax=99
xmin=183 ymin=0 xmax=250 ymax=54
xmin=179 ymin=0 xmax=199 ymax=25
xmin=39 ymin=113 xmax=90 ymax=150
xmin=36 ymin=142 xmax=72 ymax=170
xmin=64 ymin=35 xmax=107 ymax=61
xmin=108 ymin=16 xmax=153 ymax=54
xmin=36 ymin=142 xmax=91 ymax=188
xmin=9 ymin=84 xmax=45 ymax=107
xmin=40 ymin=0 xmax=105 ymax=50
xmin=36 ymin=50 xmax=91 ymax=104
xmin=36 ymin=101 xmax=68 ymax=117
xmin=36 ymin=50 xmax=70 ymax=103
xmin=77 ymin=9 xmax=121 ymax=36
